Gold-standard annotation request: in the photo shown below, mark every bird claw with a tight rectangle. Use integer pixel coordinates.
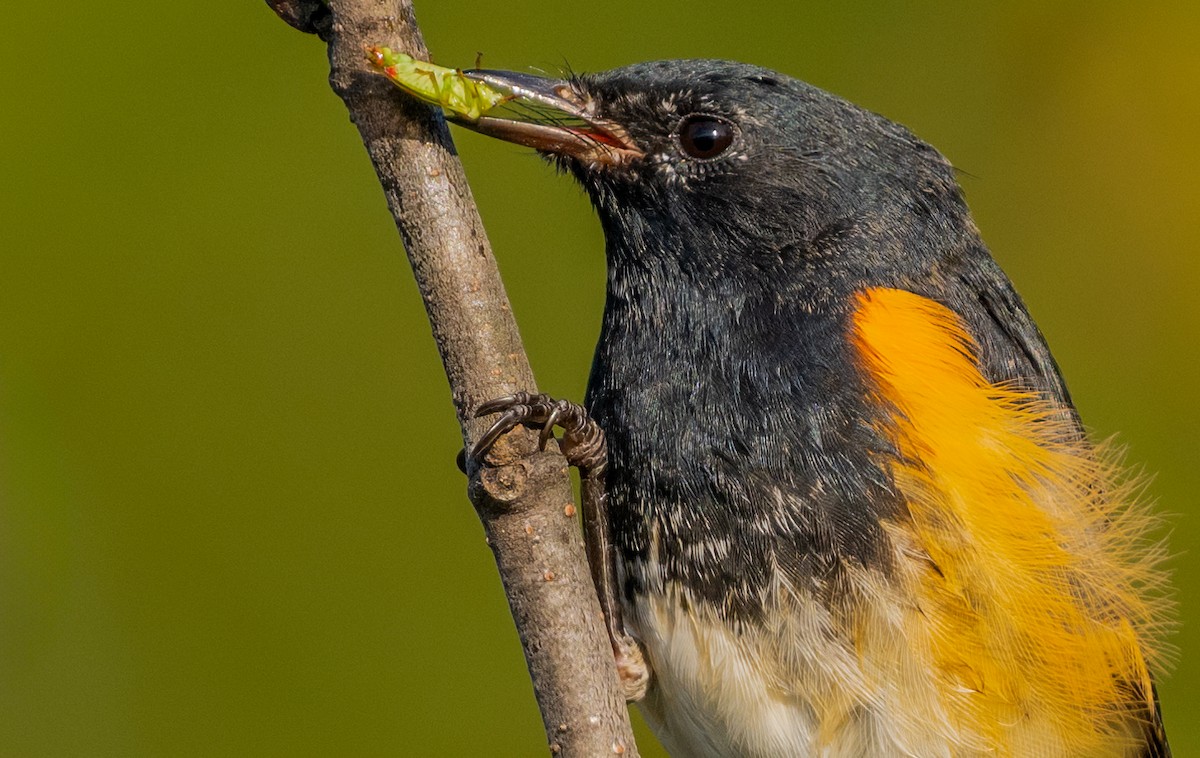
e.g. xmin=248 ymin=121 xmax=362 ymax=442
xmin=471 ymin=392 xmax=641 ymax=698
xmin=615 ymin=634 xmax=650 ymax=702
xmin=472 ymin=391 xmax=607 ymax=474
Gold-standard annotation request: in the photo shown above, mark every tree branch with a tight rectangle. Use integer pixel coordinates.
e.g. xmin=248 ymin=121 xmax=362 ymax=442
xmin=263 ymin=1 xmax=638 ymax=755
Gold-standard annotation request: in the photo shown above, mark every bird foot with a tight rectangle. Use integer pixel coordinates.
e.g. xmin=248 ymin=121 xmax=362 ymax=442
xmin=471 ymin=392 xmax=606 ymax=474
xmin=474 ymin=392 xmax=650 ymax=701
xmin=615 ymin=634 xmax=650 ymax=702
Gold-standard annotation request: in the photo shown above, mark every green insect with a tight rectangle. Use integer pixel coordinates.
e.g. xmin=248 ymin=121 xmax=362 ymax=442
xmin=367 ymin=46 xmax=512 ymax=122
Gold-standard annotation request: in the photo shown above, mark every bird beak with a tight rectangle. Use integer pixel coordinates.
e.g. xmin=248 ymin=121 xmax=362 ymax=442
xmin=454 ymin=69 xmax=644 ymax=165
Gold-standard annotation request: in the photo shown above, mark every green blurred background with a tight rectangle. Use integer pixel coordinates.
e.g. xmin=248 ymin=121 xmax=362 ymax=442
xmin=2 ymin=2 xmax=1196 ymax=755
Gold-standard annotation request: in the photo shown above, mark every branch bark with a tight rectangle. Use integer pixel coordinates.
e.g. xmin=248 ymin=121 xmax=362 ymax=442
xmin=264 ymin=1 xmax=638 ymax=755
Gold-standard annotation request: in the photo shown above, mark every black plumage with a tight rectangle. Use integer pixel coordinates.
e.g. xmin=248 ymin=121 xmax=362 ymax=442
xmin=456 ymin=58 xmax=1169 ymax=757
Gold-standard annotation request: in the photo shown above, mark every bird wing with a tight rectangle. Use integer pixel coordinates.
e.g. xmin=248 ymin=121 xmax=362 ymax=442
xmin=849 ymin=286 xmax=1170 ymax=756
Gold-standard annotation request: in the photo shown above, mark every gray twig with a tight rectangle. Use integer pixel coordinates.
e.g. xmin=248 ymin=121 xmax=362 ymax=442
xmin=263 ymin=1 xmax=639 ymax=755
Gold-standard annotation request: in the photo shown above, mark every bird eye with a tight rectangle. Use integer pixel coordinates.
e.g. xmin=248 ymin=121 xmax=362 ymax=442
xmin=677 ymin=115 xmax=735 ymax=159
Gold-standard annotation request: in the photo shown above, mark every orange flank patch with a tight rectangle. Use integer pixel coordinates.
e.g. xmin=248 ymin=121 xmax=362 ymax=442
xmin=850 ymin=288 xmax=1168 ymax=755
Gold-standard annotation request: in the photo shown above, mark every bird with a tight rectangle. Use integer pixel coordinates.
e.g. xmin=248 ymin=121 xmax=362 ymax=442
xmin=437 ymin=59 xmax=1171 ymax=757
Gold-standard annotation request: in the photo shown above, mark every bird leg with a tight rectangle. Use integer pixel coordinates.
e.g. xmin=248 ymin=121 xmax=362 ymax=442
xmin=471 ymin=392 xmax=649 ymax=702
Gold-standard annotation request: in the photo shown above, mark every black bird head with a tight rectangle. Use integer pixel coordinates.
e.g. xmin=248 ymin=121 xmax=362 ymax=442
xmin=458 ymin=59 xmax=976 ymax=297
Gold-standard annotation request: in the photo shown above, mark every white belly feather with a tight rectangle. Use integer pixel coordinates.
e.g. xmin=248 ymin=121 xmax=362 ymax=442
xmin=626 ymin=564 xmax=976 ymax=758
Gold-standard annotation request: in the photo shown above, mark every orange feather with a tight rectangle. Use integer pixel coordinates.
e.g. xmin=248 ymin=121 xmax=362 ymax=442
xmin=851 ymin=287 xmax=1169 ymax=755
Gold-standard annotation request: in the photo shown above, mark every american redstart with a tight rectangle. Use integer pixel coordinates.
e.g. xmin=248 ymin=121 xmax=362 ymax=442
xmin=445 ymin=59 xmax=1171 ymax=757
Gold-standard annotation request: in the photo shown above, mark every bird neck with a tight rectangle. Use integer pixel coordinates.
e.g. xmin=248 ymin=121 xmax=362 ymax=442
xmin=586 ymin=240 xmax=903 ymax=619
